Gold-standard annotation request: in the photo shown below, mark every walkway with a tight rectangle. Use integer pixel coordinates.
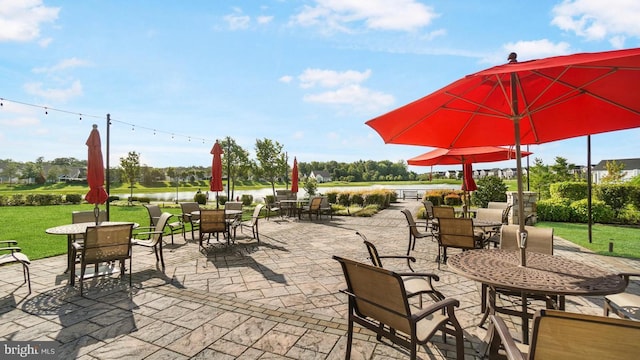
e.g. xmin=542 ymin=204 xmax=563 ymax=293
xmin=1 ymin=201 xmax=638 ymax=359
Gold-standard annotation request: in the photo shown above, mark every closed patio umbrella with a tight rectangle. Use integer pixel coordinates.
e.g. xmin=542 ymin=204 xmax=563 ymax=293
xmin=367 ymin=48 xmax=640 ymax=266
xmin=291 ymin=157 xmax=299 ymax=194
xmin=85 ymin=124 xmax=109 ymax=224
xmin=210 ymin=141 xmax=224 ymax=208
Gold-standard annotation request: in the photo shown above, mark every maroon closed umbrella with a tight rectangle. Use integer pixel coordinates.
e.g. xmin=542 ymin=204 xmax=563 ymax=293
xmin=85 ymin=124 xmax=109 ymax=224
xmin=291 ymin=157 xmax=299 ymax=194
xmin=210 ymin=141 xmax=224 ymax=208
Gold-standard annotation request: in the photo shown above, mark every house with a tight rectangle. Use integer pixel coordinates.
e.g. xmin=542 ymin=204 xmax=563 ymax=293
xmin=592 ymin=158 xmax=640 ymax=184
xmin=309 ymin=170 xmax=332 ymax=183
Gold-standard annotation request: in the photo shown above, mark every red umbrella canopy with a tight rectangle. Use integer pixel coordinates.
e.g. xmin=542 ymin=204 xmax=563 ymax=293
xmin=291 ymin=157 xmax=299 ymax=193
xmin=85 ymin=124 xmax=108 ymax=204
xmin=366 ymin=47 xmax=640 ymax=148
xmin=462 ymin=163 xmax=477 ymax=192
xmin=407 ymin=146 xmax=531 ymax=166
xmin=210 ymin=141 xmax=224 ymax=192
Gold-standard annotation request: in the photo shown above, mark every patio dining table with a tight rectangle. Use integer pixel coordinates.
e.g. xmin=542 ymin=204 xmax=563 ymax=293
xmin=447 ymin=249 xmax=627 ymax=345
xmin=46 ymin=221 xmax=138 ymax=283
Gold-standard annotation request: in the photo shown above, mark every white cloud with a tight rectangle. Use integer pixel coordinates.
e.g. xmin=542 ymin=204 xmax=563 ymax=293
xmin=482 ymin=39 xmax=572 ymax=64
xmin=257 ymin=15 xmax=273 ymax=25
xmin=551 ymin=0 xmax=640 ymax=47
xmin=303 ymin=84 xmax=394 ymax=112
xmin=292 ymin=0 xmax=438 ymax=33
xmin=279 ymin=75 xmax=293 ymax=83
xmin=298 ymin=68 xmax=371 ymax=88
xmin=32 ymin=57 xmax=91 ymax=73
xmin=0 ymin=116 xmax=40 ymax=127
xmin=292 ymin=131 xmax=304 ymax=139
xmin=224 ymin=9 xmax=250 ymax=30
xmin=23 ymin=80 xmax=83 ymax=102
xmin=0 ymin=0 xmax=59 ymax=42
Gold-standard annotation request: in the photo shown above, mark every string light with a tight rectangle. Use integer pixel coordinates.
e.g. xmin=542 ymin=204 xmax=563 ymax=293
xmin=0 ymin=96 xmax=214 ymax=144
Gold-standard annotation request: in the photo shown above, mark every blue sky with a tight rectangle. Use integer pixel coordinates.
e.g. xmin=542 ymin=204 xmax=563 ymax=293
xmin=1 ymin=0 xmax=639 ymax=172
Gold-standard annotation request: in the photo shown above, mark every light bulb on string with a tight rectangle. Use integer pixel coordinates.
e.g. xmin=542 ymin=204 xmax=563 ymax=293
xmin=44 ymin=107 xmax=48 ymax=115
xmin=131 ymin=125 xmax=135 ymax=131
xmin=171 ymin=133 xmax=174 ymax=140
xmin=188 ymin=137 xmax=191 ymax=142
xmin=79 ymin=114 xmax=82 ymax=121
xmin=153 ymin=129 xmax=156 ymax=136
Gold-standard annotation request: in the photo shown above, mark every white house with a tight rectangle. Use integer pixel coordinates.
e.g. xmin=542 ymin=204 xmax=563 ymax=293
xmin=592 ymin=158 xmax=640 ymax=184
xmin=309 ymin=170 xmax=332 ymax=183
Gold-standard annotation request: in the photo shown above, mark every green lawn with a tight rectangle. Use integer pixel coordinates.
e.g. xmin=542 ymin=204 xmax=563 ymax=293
xmin=537 ymin=221 xmax=640 ymax=258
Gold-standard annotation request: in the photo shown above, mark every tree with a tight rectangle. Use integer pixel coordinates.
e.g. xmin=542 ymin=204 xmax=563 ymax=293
xmin=221 ymin=136 xmax=250 ymax=199
xmin=119 ymin=151 xmax=141 ymax=203
xmin=529 ymin=158 xmax=553 ymax=200
xmin=255 ymin=138 xmax=286 ymax=196
xmin=2 ymin=159 xmax=18 ymax=185
xmin=601 ymin=160 xmax=625 ymax=184
xmin=472 ymin=176 xmax=508 ymax=207
xmin=550 ymin=156 xmax=575 ymax=182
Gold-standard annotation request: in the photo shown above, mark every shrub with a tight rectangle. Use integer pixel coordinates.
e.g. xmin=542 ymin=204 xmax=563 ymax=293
xmin=350 ymin=192 xmax=365 ymax=206
xmin=66 ymin=194 xmax=83 ymax=204
xmin=444 ymin=193 xmax=462 ymax=206
xmin=11 ymin=194 xmax=25 ymax=206
xmin=596 ymin=184 xmax=632 ymax=215
xmin=337 ymin=192 xmax=351 ymax=206
xmin=424 ymin=191 xmax=443 ymax=205
xmin=569 ymin=199 xmax=615 ymax=224
xmin=326 ymin=191 xmax=339 ymax=204
xmin=108 ymin=195 xmax=120 ymax=202
xmin=217 ymin=195 xmax=228 ymax=205
xmin=240 ymin=194 xmax=253 ymax=206
xmin=194 ymin=192 xmax=207 ymax=204
xmin=472 ymin=176 xmax=508 ymax=208
xmin=550 ymin=182 xmax=587 ymax=201
xmin=537 ymin=198 xmax=573 ymax=222
xmin=617 ymin=204 xmax=640 ymax=225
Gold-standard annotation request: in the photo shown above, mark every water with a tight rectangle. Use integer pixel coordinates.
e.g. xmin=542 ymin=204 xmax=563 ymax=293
xmin=134 ymin=183 xmax=458 ymax=203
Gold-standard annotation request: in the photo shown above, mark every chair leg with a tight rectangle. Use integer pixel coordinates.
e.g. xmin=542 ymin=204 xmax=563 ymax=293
xmin=159 ymin=242 xmax=165 ymax=268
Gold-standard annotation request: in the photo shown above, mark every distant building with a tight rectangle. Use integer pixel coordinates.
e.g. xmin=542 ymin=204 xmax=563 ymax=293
xmin=593 ymin=158 xmax=640 ymax=184
xmin=309 ymin=170 xmax=332 ymax=183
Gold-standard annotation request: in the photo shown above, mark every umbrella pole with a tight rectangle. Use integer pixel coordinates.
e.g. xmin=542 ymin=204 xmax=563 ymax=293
xmin=511 ymin=72 xmax=527 ymax=267
xmin=93 ymin=204 xmax=100 ymax=225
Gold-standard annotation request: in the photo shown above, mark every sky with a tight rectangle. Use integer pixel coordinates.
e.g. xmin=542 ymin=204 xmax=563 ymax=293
xmin=1 ymin=0 xmax=640 ymax=173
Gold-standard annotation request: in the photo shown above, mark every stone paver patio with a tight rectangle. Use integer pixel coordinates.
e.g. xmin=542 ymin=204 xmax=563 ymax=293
xmin=1 ymin=200 xmax=638 ymax=359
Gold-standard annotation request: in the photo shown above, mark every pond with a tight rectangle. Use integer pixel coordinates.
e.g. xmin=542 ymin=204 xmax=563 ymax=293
xmin=134 ymin=183 xmax=459 ymax=203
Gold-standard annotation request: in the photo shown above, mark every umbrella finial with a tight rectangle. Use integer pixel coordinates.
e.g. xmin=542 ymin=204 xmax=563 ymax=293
xmin=508 ymin=52 xmax=518 ymax=63
xmin=92 ymin=124 xmax=98 ymax=129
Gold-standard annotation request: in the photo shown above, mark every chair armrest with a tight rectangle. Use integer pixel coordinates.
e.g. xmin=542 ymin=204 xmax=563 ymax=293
xmin=489 ymin=315 xmax=526 ymax=360
xmin=0 ymin=240 xmax=18 ymax=246
xmin=378 ymin=255 xmax=417 ymax=263
xmin=412 ymin=297 xmax=459 ymax=322
xmin=396 ymin=272 xmax=440 ymax=282
xmin=133 ymin=231 xmax=162 ymax=238
xmin=0 ymin=246 xmax=23 ymax=253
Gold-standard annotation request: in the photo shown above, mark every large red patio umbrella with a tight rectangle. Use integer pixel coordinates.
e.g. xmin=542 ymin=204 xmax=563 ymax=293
xmin=291 ymin=157 xmax=299 ymax=194
xmin=408 ymin=146 xmax=531 ymax=216
xmin=367 ymin=48 xmax=640 ymax=266
xmin=210 ymin=141 xmax=224 ymax=208
xmin=85 ymin=124 xmax=109 ymax=224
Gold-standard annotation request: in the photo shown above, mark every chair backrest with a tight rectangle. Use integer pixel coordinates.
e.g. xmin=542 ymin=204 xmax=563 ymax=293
xmin=147 ymin=212 xmax=172 ymax=245
xmin=250 ymin=204 xmax=264 ymax=226
xmin=320 ymin=196 xmax=331 ymax=208
xmin=475 ymin=208 xmax=504 ymax=223
xmin=199 ymin=209 xmax=227 ymax=233
xmin=225 ymin=201 xmax=243 ymax=211
xmin=487 ymin=202 xmax=509 ymax=210
xmin=333 ymin=256 xmax=411 ymax=335
xmin=356 ymin=232 xmax=384 ymax=268
xmin=180 ymin=202 xmax=200 ymax=221
xmin=72 ymin=210 xmax=107 ymax=224
xmin=501 ymin=204 xmax=513 ymax=224
xmin=529 ymin=309 xmax=640 ymax=359
xmin=500 ymin=225 xmax=554 ymax=254
xmin=400 ymin=209 xmax=422 ymax=237
xmin=83 ymin=223 xmax=133 ymax=263
xmin=309 ymin=196 xmax=323 ymax=210
xmin=437 ymin=217 xmax=477 ymax=249
xmin=432 ymin=206 xmax=455 ymax=219
xmin=144 ymin=204 xmax=162 ymax=226
xmin=422 ymin=200 xmax=434 ymax=219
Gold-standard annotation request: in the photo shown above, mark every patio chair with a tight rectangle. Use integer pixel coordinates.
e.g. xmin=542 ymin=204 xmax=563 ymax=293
xmin=475 ymin=208 xmax=504 ymax=246
xmin=265 ymin=196 xmax=281 ymax=220
xmin=235 ymin=204 xmax=264 ymax=243
xmin=435 ymin=217 xmax=484 ymax=269
xmin=198 ymin=209 xmax=229 ymax=250
xmin=478 ymin=225 xmax=556 ymax=327
xmin=0 ymin=240 xmax=31 ymax=295
xmin=132 ymin=212 xmax=171 ymax=268
xmin=298 ymin=196 xmax=322 ymax=220
xmin=431 ymin=205 xmax=455 ymax=234
xmin=144 ymin=204 xmax=183 ymax=244
xmin=604 ymin=272 xmax=640 ymax=320
xmin=400 ymin=209 xmax=432 ymax=256
xmin=333 ymin=256 xmax=464 ymax=360
xmin=72 ymin=210 xmax=107 ymax=242
xmin=489 ymin=309 xmax=640 ymax=360
xmin=357 ymin=232 xmax=444 ymax=308
xmin=319 ymin=196 xmax=333 ymax=219
xmin=71 ymin=223 xmax=134 ymax=296
xmin=179 ymin=202 xmax=201 ymax=240
xmin=422 ymin=200 xmax=435 ymax=231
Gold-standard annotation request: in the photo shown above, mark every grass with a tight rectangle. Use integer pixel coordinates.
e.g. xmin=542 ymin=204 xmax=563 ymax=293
xmin=537 ymin=221 xmax=640 ymax=259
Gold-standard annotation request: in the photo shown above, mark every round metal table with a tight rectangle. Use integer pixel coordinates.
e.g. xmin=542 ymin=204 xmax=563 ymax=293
xmin=447 ymin=249 xmax=626 ymax=343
